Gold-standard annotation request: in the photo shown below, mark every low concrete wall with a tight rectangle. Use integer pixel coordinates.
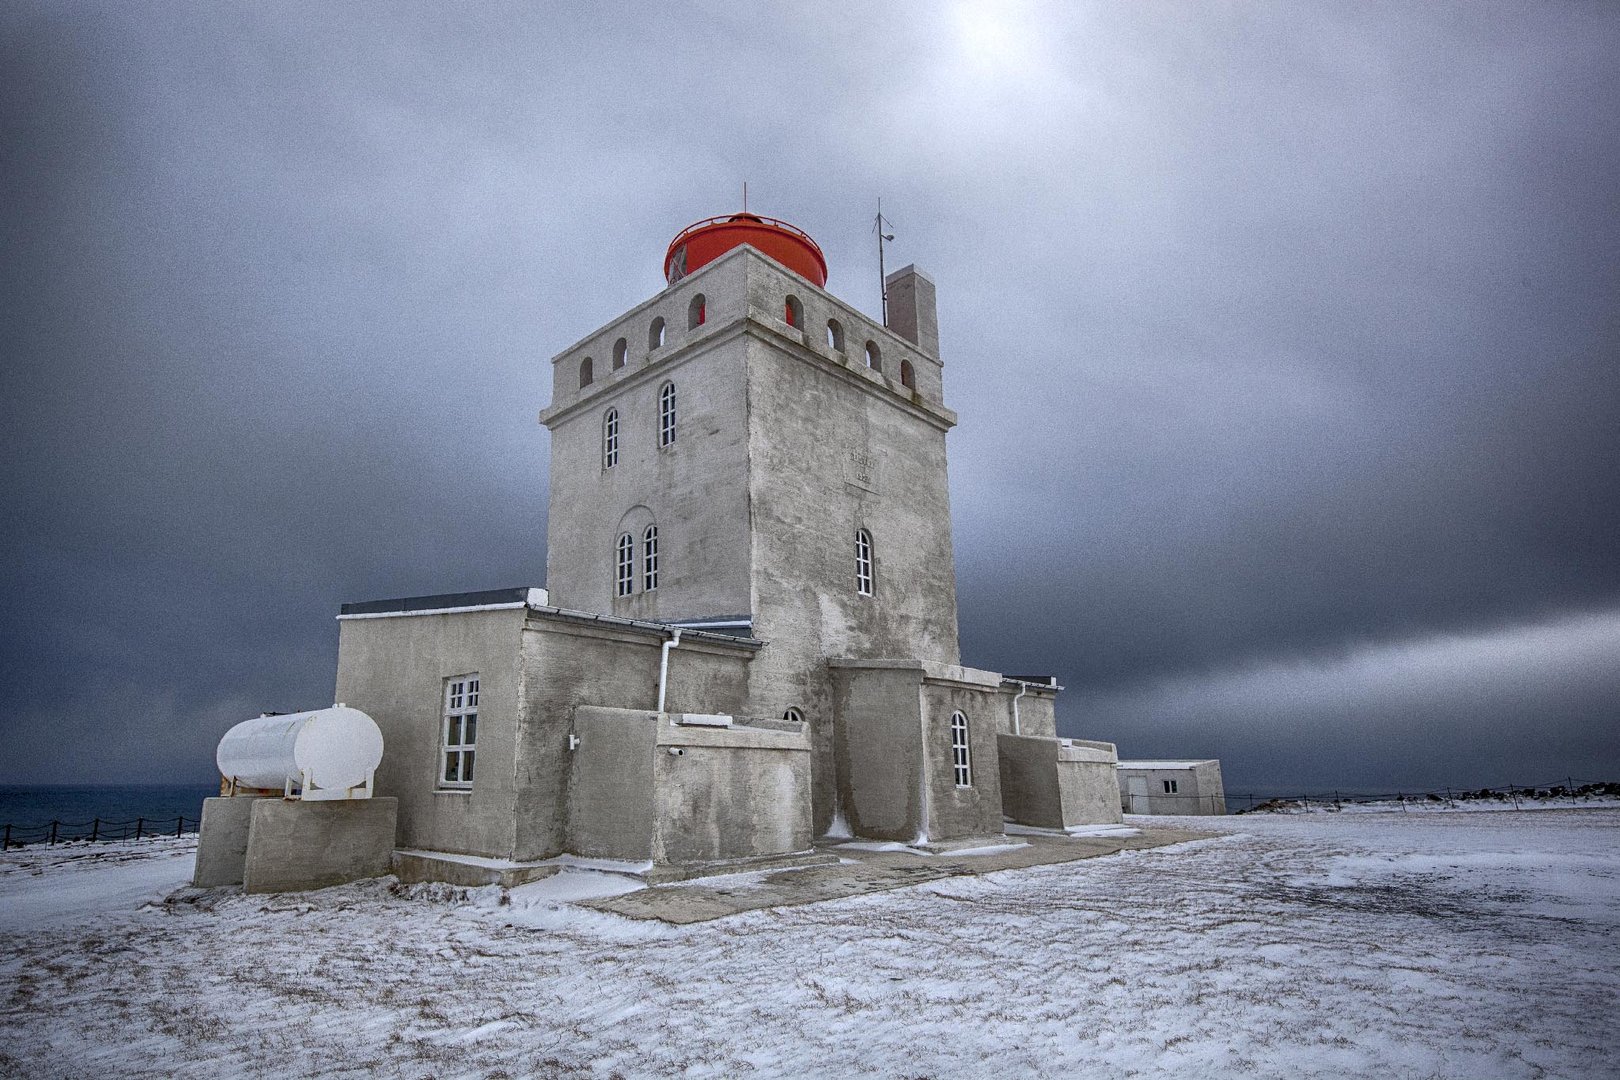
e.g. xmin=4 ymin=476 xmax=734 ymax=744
xmin=566 ymin=707 xmax=812 ymax=866
xmin=999 ymin=736 xmax=1122 ymax=828
xmin=241 ymin=798 xmax=399 ymax=894
xmin=193 ymin=796 xmax=259 ymax=887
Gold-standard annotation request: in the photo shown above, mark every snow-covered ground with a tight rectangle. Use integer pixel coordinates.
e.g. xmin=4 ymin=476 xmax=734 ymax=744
xmin=2 ymin=810 xmax=1615 ymax=1078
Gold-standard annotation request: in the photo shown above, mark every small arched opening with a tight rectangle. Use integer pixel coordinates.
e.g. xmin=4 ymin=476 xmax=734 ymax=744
xmin=612 ymin=337 xmax=628 ymax=370
xmin=784 ymin=295 xmax=803 ymax=328
xmin=864 ymin=341 xmax=882 ymax=372
xmin=826 ymin=319 xmax=845 ymax=353
xmin=900 ymin=358 xmax=916 ymax=390
xmin=688 ymin=294 xmax=706 ymax=330
xmin=649 ymin=317 xmax=666 ymax=351
xmin=578 ymin=356 xmax=594 ymax=389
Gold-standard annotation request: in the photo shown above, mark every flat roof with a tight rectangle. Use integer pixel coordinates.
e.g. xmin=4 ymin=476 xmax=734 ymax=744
xmin=1117 ymin=760 xmax=1219 ymax=770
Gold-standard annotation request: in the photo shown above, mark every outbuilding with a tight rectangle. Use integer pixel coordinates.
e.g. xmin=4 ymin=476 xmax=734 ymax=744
xmin=1117 ymin=760 xmax=1226 ymax=815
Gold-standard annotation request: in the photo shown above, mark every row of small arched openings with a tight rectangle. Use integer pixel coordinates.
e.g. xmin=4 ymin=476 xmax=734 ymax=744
xmin=579 ymin=292 xmax=915 ymax=393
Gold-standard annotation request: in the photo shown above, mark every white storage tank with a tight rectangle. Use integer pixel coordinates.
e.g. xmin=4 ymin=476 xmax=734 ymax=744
xmin=217 ymin=706 xmax=384 ymax=800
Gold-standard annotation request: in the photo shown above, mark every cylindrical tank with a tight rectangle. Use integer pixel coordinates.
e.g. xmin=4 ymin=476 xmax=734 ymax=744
xmin=665 ymin=213 xmax=827 ymax=286
xmin=216 ymin=706 xmax=384 ymax=795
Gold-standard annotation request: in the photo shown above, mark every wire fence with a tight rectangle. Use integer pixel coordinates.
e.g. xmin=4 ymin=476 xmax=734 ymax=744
xmin=1194 ymin=777 xmax=1620 ymax=815
xmin=1 ymin=814 xmax=200 ymax=850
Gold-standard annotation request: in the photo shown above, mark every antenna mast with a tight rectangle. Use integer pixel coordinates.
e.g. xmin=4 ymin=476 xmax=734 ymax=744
xmin=874 ymin=199 xmax=895 ymax=326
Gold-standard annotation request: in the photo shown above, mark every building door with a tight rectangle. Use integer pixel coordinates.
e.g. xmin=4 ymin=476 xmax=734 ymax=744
xmin=1127 ymin=776 xmax=1148 ymax=814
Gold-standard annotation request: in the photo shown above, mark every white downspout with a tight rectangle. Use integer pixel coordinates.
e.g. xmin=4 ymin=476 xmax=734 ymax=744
xmin=656 ymin=627 xmax=683 ymax=713
xmin=1011 ymin=681 xmax=1028 ymax=736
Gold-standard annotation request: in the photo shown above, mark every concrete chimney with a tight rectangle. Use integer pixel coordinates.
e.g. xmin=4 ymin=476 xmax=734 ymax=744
xmin=884 ymin=265 xmax=938 ymax=358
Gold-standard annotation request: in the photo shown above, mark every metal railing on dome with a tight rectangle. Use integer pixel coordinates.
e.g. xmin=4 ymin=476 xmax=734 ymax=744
xmin=666 ymin=214 xmax=827 ymax=257
xmin=1 ymin=815 xmax=199 ymax=849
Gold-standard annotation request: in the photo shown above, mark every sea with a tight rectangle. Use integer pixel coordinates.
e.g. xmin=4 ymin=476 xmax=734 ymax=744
xmin=0 ymin=783 xmax=217 ymax=833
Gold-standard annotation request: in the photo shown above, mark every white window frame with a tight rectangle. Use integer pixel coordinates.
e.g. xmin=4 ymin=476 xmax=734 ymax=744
xmin=643 ymin=524 xmax=659 ymax=591
xmin=855 ymin=528 xmax=874 ymax=596
xmin=1163 ymin=779 xmax=1179 ymax=794
xmin=616 ymin=532 xmax=634 ymax=596
xmin=658 ymin=382 xmax=676 ymax=447
xmin=440 ymin=675 xmax=479 ymax=789
xmin=603 ymin=408 xmax=619 ymax=469
xmin=950 ymin=710 xmax=972 ymax=788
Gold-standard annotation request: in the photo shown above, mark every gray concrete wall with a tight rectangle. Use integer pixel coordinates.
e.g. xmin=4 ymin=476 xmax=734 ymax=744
xmin=1057 ymin=754 xmax=1126 ymax=826
xmin=565 ymin=706 xmax=811 ymax=865
xmin=335 ymin=608 xmax=526 ymax=859
xmin=514 ymin=615 xmax=756 ymax=861
xmin=564 ymin=706 xmax=659 ymax=861
xmin=997 ymin=735 xmax=1062 ymax=829
xmin=831 ymin=664 xmax=926 ymax=842
xmin=193 ymin=796 xmax=258 ymax=887
xmin=919 ymin=674 xmax=1007 ymax=841
xmin=995 ymin=685 xmax=1059 ymax=739
xmin=652 ymin=714 xmax=812 ymax=864
xmin=241 ymin=797 xmax=398 ymax=894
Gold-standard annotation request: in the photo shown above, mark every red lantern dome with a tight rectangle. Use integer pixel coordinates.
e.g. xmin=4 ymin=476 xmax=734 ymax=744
xmin=664 ymin=213 xmax=828 ymax=287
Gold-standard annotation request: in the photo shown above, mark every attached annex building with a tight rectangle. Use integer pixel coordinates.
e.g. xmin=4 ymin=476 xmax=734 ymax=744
xmin=335 ymin=214 xmax=1122 ymax=882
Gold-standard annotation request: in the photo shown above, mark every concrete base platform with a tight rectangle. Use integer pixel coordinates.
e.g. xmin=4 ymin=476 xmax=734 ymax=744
xmin=585 ymin=825 xmax=1212 ymax=924
xmin=641 ymin=849 xmax=839 ymax=884
xmin=393 ymin=849 xmax=563 ymax=889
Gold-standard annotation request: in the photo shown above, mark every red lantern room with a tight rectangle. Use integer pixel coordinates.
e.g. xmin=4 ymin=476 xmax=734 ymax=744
xmin=664 ymin=213 xmax=828 ymax=287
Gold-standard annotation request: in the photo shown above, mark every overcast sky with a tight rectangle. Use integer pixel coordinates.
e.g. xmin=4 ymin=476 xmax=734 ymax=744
xmin=4 ymin=2 xmax=1616 ymax=794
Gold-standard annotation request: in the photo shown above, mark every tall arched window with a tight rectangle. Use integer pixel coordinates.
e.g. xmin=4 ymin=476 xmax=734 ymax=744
xmin=578 ymin=356 xmax=594 ymax=389
xmin=658 ymin=382 xmax=676 ymax=447
xmin=616 ymin=533 xmax=634 ymax=596
xmin=688 ymin=294 xmax=706 ymax=330
xmin=785 ymin=295 xmax=803 ymax=328
xmin=950 ymin=711 xmax=972 ymax=788
xmin=900 ymin=359 xmax=916 ymax=390
xmin=612 ymin=337 xmax=628 ymax=370
xmin=855 ymin=528 xmax=873 ymax=596
xmin=649 ymin=317 xmax=666 ymax=351
xmin=864 ymin=341 xmax=882 ymax=372
xmin=826 ymin=319 xmax=844 ymax=353
xmin=643 ymin=525 xmax=659 ymax=591
xmin=603 ymin=408 xmax=619 ymax=469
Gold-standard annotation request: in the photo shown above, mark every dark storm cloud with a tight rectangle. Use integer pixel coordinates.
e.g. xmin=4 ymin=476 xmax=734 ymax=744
xmin=2 ymin=2 xmax=1616 ymax=787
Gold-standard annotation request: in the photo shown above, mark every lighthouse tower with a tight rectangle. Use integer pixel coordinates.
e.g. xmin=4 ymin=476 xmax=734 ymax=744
xmin=539 ymin=213 xmax=979 ymax=834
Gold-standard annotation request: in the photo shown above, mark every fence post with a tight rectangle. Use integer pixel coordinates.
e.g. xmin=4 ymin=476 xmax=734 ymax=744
xmin=135 ymin=817 xmax=144 ymax=840
xmin=1302 ymin=794 xmax=1309 ymax=813
xmin=49 ymin=820 xmax=59 ymax=846
xmin=2 ymin=823 xmax=8 ymax=850
xmin=91 ymin=818 xmax=99 ymax=842
xmin=1509 ymin=786 xmax=1521 ymax=811
xmin=175 ymin=816 xmax=183 ymax=838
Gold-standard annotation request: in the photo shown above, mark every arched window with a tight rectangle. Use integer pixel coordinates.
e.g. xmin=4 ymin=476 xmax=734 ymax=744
xmin=612 ymin=337 xmax=628 ymax=370
xmin=950 ymin=711 xmax=972 ymax=788
xmin=900 ymin=358 xmax=916 ymax=390
xmin=784 ymin=707 xmax=804 ymax=725
xmin=855 ymin=528 xmax=873 ymax=596
xmin=864 ymin=341 xmax=881 ymax=372
xmin=826 ymin=319 xmax=844 ymax=353
xmin=616 ymin=533 xmax=634 ymax=596
xmin=603 ymin=408 xmax=619 ymax=469
xmin=784 ymin=295 xmax=803 ymax=328
xmin=658 ymin=382 xmax=676 ymax=447
xmin=643 ymin=525 xmax=659 ymax=591
xmin=688 ymin=294 xmax=706 ymax=330
xmin=649 ymin=317 xmax=666 ymax=351
xmin=578 ymin=356 xmax=594 ymax=389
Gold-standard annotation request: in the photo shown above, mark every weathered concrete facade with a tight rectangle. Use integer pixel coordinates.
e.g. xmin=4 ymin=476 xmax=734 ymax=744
xmin=1117 ymin=760 xmax=1228 ymax=815
xmin=316 ymin=223 xmax=1127 ymax=881
xmin=194 ymin=795 xmax=398 ymax=893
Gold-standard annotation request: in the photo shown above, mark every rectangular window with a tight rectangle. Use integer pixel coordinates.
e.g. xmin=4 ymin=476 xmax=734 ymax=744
xmin=604 ymin=409 xmax=619 ymax=469
xmin=441 ymin=675 xmax=478 ymax=788
xmin=1162 ymin=779 xmax=1178 ymax=794
xmin=950 ymin=711 xmax=972 ymax=788
xmin=659 ymin=383 xmax=676 ymax=447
